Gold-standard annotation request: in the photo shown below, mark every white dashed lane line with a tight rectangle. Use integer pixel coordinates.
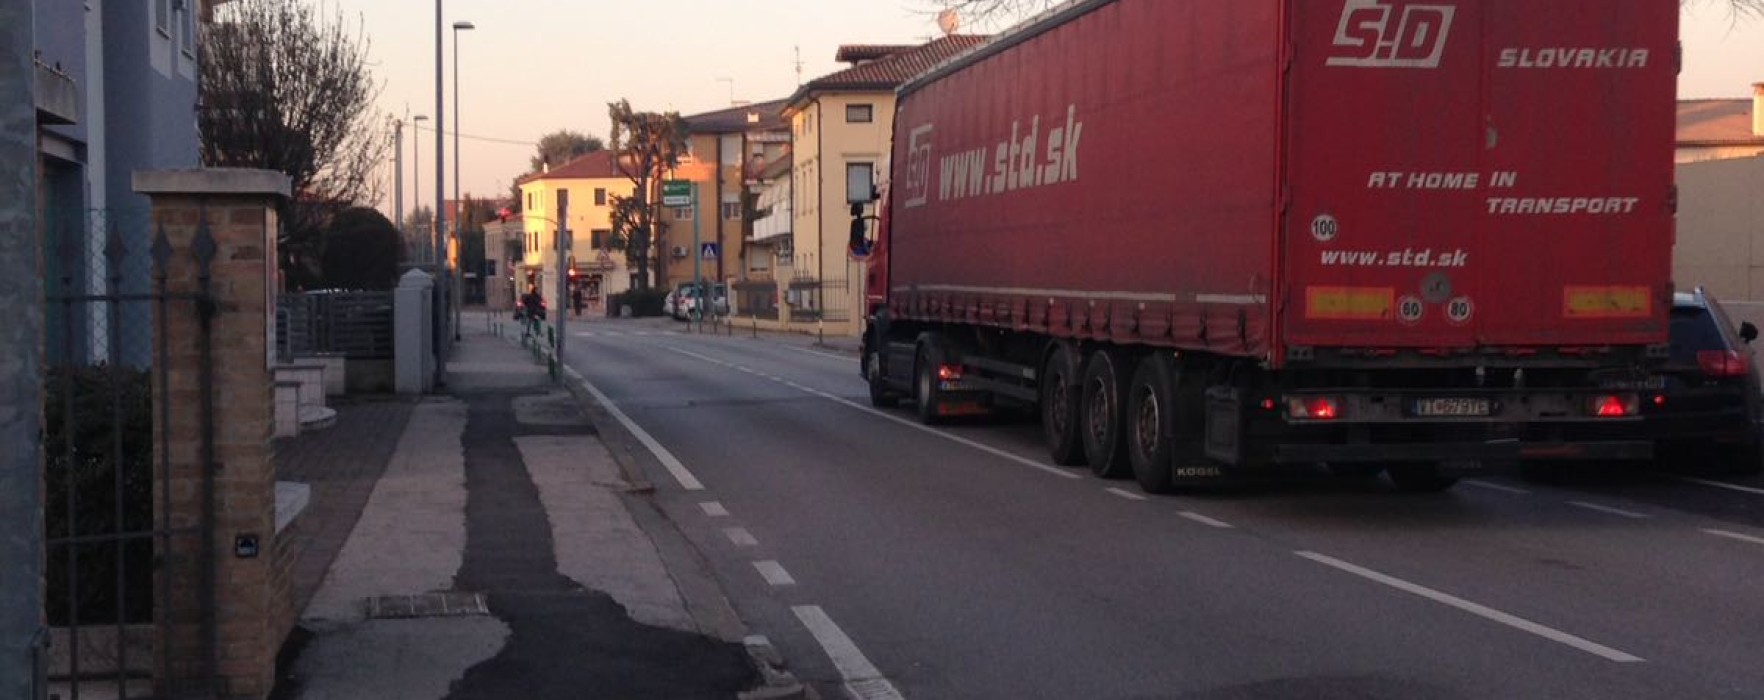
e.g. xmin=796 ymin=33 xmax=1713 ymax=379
xmin=1105 ymin=487 xmax=1147 ymax=501
xmin=1704 ymin=528 xmax=1764 ymax=547
xmin=1462 ymin=479 xmax=1531 ymax=495
xmin=1178 ymin=511 xmax=1235 ymax=529
xmin=1678 ymin=477 xmax=1764 ymax=497
xmin=753 ymin=560 xmax=797 ymax=587
xmin=699 ymin=501 xmax=730 ymax=517
xmin=724 ymin=527 xmax=759 ymax=547
xmin=1296 ymin=551 xmax=1646 ymax=663
xmin=1567 ymin=501 xmax=1651 ymax=519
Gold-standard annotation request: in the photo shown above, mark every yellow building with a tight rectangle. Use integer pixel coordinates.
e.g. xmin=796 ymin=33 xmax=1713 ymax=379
xmin=515 ymin=151 xmax=637 ymax=316
xmin=664 ymin=100 xmax=792 ymax=296
xmin=783 ymin=37 xmax=988 ymax=335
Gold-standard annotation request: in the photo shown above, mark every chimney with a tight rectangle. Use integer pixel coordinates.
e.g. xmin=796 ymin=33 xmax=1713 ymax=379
xmin=1754 ymin=82 xmax=1764 ymax=137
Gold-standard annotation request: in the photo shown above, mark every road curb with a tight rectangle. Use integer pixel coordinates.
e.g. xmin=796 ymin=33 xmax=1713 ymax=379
xmin=738 ymin=636 xmax=810 ymax=700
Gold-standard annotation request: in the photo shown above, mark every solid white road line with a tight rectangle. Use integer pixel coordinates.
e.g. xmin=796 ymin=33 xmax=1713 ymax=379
xmin=1296 ymin=551 xmax=1645 ymax=663
xmin=724 ymin=527 xmax=759 ymax=547
xmin=775 ymin=343 xmax=853 ymax=362
xmin=664 ymin=346 xmax=1081 ymax=481
xmin=753 ymin=560 xmax=797 ymax=586
xmin=1703 ymin=528 xmax=1764 ymax=547
xmin=792 ymin=605 xmax=906 ymax=700
xmin=1567 ymin=501 xmax=1650 ymax=519
xmin=1678 ymin=477 xmax=1764 ymax=497
xmin=1105 ymin=487 xmax=1147 ymax=501
xmin=562 ymin=366 xmax=706 ymax=491
xmin=1178 ymin=511 xmax=1235 ymax=529
xmin=1462 ymin=479 xmax=1531 ymax=495
xmin=699 ymin=501 xmax=730 ymax=517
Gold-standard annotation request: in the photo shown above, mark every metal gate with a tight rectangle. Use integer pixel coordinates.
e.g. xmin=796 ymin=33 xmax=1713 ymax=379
xmin=44 ymin=207 xmax=218 ymax=699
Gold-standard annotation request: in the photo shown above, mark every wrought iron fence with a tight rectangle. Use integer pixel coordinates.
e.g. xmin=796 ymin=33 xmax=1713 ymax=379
xmin=733 ymin=279 xmax=779 ymax=320
xmin=43 ymin=206 xmax=217 ymax=699
xmin=277 ymin=291 xmax=396 ymax=361
xmin=786 ymin=276 xmax=852 ymax=323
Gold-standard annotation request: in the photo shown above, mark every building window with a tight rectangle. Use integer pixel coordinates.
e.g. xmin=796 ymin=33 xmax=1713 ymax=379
xmin=846 ymin=104 xmax=874 ymax=123
xmin=594 ymin=188 xmax=607 ymax=206
xmin=155 ymin=0 xmax=171 ymax=35
xmin=673 ymin=207 xmax=694 ymax=219
xmin=846 ymin=162 xmax=875 ymax=204
xmin=722 ymin=202 xmax=742 ymax=220
xmin=180 ymin=0 xmax=196 ymax=54
xmin=591 ymin=229 xmax=609 ymax=249
xmin=721 ymin=136 xmax=741 ymax=166
xmin=527 ymin=192 xmax=535 ymax=210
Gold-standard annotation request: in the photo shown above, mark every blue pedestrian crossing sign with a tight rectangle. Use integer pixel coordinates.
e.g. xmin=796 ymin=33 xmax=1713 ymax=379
xmin=700 ymin=243 xmax=720 ymax=260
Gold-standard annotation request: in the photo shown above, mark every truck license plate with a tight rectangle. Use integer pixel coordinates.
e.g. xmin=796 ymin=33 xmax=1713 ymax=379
xmin=1412 ymin=398 xmax=1491 ymax=417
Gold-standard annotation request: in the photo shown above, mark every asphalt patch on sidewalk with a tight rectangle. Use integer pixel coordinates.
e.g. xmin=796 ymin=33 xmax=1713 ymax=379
xmin=444 ymin=391 xmax=759 ymax=700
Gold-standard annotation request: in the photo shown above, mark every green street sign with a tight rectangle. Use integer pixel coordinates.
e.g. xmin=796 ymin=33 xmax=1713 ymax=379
xmin=662 ymin=180 xmax=692 ymax=207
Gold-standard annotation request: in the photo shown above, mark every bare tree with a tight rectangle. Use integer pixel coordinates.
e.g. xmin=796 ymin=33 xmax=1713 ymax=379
xmin=932 ymin=0 xmax=1764 ymax=26
xmin=607 ymin=100 xmax=687 ymax=291
xmin=199 ymin=0 xmax=390 ymax=288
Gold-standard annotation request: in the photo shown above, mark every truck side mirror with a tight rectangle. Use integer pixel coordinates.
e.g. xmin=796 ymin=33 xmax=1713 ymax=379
xmin=1742 ymin=321 xmax=1758 ymax=344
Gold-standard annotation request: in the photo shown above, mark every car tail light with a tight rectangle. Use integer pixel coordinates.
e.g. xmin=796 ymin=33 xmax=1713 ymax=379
xmin=1587 ymin=394 xmax=1639 ymax=418
xmin=1287 ymin=396 xmax=1341 ymax=420
xmin=937 ymin=364 xmax=963 ymax=382
xmin=1697 ymin=350 xmax=1750 ymax=378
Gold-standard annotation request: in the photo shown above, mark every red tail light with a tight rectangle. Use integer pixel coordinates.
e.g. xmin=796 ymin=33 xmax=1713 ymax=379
xmin=937 ymin=364 xmax=963 ymax=382
xmin=1287 ymin=397 xmax=1341 ymax=420
xmin=1587 ymin=394 xmax=1639 ymax=418
xmin=1698 ymin=350 xmax=1750 ymax=378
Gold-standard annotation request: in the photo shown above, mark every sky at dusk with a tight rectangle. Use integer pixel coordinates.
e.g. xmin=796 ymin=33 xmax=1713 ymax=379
xmin=341 ymin=0 xmax=1764 ymax=211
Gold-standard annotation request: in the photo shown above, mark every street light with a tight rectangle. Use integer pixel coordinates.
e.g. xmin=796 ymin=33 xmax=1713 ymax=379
xmin=412 ymin=115 xmax=429 ymax=261
xmin=452 ymin=20 xmax=474 ymax=340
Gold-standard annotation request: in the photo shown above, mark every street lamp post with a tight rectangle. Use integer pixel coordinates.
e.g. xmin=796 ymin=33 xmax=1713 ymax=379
xmin=452 ymin=20 xmax=473 ymax=341
xmin=433 ymin=0 xmax=447 ymax=388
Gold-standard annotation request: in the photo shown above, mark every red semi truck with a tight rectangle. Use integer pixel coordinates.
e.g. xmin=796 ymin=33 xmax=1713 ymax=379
xmin=858 ymin=0 xmax=1679 ymax=493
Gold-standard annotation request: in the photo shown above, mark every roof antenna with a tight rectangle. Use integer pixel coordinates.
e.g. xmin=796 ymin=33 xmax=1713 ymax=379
xmin=794 ymin=45 xmax=804 ymax=86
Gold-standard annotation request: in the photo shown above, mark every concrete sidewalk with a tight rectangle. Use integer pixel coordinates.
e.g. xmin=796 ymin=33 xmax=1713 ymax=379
xmin=275 ymin=317 xmax=794 ymax=700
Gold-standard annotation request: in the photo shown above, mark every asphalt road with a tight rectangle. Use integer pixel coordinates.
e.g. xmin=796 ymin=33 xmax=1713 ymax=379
xmin=561 ymin=316 xmax=1764 ymax=700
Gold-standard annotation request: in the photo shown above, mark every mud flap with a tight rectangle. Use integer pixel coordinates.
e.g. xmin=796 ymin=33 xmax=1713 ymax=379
xmin=1204 ymin=386 xmax=1243 ymax=465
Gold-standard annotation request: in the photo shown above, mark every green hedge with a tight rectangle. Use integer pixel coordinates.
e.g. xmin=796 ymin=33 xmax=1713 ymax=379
xmin=608 ymin=288 xmax=670 ymax=318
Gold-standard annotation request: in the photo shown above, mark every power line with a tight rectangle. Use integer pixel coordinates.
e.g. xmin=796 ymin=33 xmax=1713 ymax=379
xmin=409 ymin=123 xmax=536 ymax=147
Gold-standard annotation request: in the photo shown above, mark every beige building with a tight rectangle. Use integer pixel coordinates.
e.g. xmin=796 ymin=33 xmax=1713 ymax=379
xmin=783 ymin=37 xmax=989 ymax=335
xmin=1674 ymin=83 xmax=1764 ymax=304
xmin=515 ymin=151 xmax=637 ymax=315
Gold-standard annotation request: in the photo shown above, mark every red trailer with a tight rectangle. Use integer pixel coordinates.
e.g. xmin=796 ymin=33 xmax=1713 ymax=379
xmin=859 ymin=0 xmax=1680 ymax=493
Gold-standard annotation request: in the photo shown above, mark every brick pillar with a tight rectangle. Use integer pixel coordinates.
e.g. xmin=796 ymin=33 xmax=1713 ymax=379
xmin=136 ymin=169 xmax=290 ymax=700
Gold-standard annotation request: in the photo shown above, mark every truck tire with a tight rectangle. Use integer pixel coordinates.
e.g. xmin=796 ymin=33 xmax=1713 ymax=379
xmin=1126 ymin=355 xmax=1177 ymax=493
xmin=1387 ymin=462 xmax=1460 ymax=493
xmin=865 ymin=347 xmax=897 ymax=408
xmin=1080 ymin=349 xmax=1135 ymax=479
xmin=914 ymin=342 xmax=945 ymax=425
xmin=1040 ymin=346 xmax=1086 ymax=466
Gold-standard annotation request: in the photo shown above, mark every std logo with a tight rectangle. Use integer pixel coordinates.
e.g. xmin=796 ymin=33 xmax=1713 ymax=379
xmin=1326 ymin=0 xmax=1456 ymax=69
xmin=901 ymin=124 xmax=935 ymax=209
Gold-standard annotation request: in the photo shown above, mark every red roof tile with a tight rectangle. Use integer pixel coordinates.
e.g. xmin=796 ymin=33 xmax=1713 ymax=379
xmin=792 ymin=35 xmax=991 ymax=103
xmin=515 ymin=150 xmax=631 ymax=185
xmin=683 ymin=99 xmax=791 ymax=134
xmin=1678 ymin=98 xmax=1764 ymax=146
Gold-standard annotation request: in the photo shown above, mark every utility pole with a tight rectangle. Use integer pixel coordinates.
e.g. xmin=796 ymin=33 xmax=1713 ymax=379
xmin=393 ymin=118 xmax=404 ymax=242
xmin=555 ymin=192 xmax=569 ymax=358
xmin=0 ymin=0 xmax=46 ymax=696
xmin=692 ymin=182 xmax=702 ymax=332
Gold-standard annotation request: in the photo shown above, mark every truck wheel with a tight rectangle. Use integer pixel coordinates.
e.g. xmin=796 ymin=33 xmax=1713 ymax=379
xmin=913 ymin=343 xmax=945 ymax=425
xmin=1387 ymin=462 xmax=1460 ymax=493
xmin=1040 ymin=346 xmax=1086 ymax=466
xmin=865 ymin=348 xmax=897 ymax=408
xmin=1080 ymin=349 xmax=1134 ymax=479
xmin=1126 ymin=355 xmax=1177 ymax=493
